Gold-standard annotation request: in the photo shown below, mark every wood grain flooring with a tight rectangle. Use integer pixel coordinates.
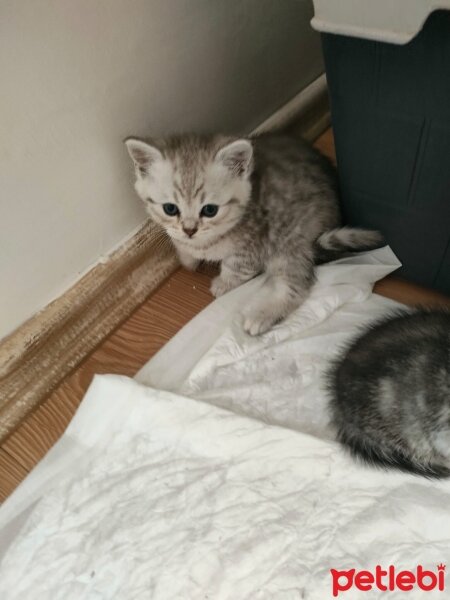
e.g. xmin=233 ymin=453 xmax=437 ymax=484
xmin=0 ymin=268 xmax=214 ymax=500
xmin=1 ymin=128 xmax=449 ymax=502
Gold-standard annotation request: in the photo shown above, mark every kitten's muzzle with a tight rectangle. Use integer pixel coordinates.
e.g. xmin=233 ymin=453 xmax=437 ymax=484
xmin=183 ymin=227 xmax=198 ymax=238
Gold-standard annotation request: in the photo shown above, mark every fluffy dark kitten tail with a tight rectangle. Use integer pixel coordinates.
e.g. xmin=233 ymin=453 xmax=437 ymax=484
xmin=339 ymin=431 xmax=450 ymax=479
xmin=315 ymin=227 xmax=384 ymax=263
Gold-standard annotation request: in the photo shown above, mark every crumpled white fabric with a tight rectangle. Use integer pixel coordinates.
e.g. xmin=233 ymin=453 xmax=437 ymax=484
xmin=137 ymin=247 xmax=405 ymax=438
xmin=1 ymin=247 xmax=449 ymax=600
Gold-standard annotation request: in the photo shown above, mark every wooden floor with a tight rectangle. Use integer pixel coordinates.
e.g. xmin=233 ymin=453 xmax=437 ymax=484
xmin=1 ymin=129 xmax=449 ymax=502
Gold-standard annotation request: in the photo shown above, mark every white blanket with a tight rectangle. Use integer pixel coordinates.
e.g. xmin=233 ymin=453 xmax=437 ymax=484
xmin=1 ymin=248 xmax=449 ymax=600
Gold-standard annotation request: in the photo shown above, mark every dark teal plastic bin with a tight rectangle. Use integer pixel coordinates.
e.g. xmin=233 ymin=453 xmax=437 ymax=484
xmin=322 ymin=10 xmax=450 ymax=293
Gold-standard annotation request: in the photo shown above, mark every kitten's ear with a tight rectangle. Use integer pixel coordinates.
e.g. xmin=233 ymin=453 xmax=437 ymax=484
xmin=124 ymin=138 xmax=162 ymax=176
xmin=215 ymin=139 xmax=253 ymax=176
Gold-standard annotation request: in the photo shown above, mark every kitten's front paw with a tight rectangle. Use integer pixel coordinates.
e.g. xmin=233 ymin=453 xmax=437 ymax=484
xmin=243 ymin=313 xmax=278 ymax=336
xmin=210 ymin=276 xmax=235 ymax=298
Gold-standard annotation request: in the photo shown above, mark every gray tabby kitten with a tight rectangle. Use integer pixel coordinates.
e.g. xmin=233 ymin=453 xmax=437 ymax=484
xmin=328 ymin=310 xmax=450 ymax=478
xmin=125 ymin=133 xmax=381 ymax=335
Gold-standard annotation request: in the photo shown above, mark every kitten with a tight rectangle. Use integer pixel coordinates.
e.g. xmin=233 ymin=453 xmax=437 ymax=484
xmin=125 ymin=133 xmax=382 ymax=335
xmin=328 ymin=309 xmax=450 ymax=478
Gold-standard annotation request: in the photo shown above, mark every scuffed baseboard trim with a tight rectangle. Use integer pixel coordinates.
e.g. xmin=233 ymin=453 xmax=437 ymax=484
xmin=0 ymin=221 xmax=177 ymax=441
xmin=252 ymin=73 xmax=329 ymax=140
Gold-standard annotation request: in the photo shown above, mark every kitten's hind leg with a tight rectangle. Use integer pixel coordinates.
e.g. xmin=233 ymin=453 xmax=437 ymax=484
xmin=243 ymin=252 xmax=314 ymax=336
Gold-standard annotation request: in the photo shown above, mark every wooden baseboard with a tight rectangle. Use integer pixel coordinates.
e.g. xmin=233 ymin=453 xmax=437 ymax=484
xmin=0 ymin=221 xmax=178 ymax=442
xmin=252 ymin=73 xmax=330 ymax=141
xmin=0 ymin=76 xmax=329 ymax=443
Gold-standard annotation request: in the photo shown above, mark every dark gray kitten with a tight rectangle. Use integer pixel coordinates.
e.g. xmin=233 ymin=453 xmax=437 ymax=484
xmin=329 ymin=310 xmax=450 ymax=478
xmin=125 ymin=133 xmax=382 ymax=335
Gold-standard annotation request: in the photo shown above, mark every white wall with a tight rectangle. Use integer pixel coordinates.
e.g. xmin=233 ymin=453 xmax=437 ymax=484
xmin=0 ymin=0 xmax=323 ymax=340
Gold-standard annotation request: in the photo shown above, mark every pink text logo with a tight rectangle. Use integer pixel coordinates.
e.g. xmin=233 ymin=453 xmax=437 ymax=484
xmin=330 ymin=564 xmax=446 ymax=597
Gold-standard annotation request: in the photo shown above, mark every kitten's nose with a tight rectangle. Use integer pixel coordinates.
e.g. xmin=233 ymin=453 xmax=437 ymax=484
xmin=183 ymin=227 xmax=198 ymax=238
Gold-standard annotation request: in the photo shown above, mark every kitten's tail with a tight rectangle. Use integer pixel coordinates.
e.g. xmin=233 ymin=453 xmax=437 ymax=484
xmin=340 ymin=431 xmax=450 ymax=479
xmin=315 ymin=227 xmax=384 ymax=263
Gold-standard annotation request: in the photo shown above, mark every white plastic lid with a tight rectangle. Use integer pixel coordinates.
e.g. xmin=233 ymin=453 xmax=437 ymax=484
xmin=311 ymin=0 xmax=450 ymax=44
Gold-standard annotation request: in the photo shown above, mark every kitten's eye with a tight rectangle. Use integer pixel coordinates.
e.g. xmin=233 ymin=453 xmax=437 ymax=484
xmin=200 ymin=204 xmax=218 ymax=218
xmin=162 ymin=203 xmax=179 ymax=216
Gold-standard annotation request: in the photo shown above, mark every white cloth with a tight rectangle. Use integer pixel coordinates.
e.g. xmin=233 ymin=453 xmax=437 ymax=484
xmin=1 ymin=247 xmax=449 ymax=600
